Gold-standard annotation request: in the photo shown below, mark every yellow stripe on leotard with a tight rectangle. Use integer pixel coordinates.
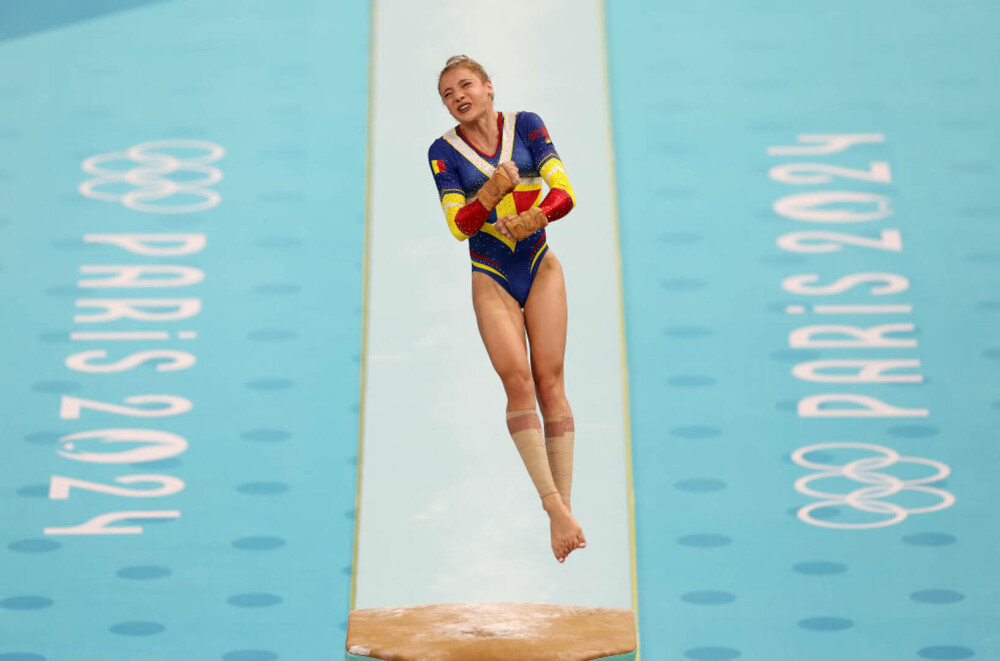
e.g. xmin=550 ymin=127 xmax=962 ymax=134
xmin=495 ymin=194 xmax=518 ymax=219
xmin=530 ymin=240 xmax=548 ymax=273
xmin=479 ymin=221 xmax=516 ymax=251
xmin=440 ymin=192 xmax=469 ymax=241
xmin=471 ymin=261 xmax=508 ymax=281
xmin=540 ymin=156 xmax=576 ymax=206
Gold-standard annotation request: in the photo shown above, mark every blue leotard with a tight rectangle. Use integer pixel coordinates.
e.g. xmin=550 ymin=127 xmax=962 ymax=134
xmin=428 ymin=111 xmax=575 ymax=307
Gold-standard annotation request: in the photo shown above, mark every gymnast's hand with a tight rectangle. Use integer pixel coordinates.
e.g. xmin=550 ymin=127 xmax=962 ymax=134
xmin=497 ymin=160 xmax=520 ymax=187
xmin=494 ymin=214 xmax=516 ymax=242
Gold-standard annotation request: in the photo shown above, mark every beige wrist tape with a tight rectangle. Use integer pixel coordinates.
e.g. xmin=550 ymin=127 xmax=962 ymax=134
xmin=544 ymin=413 xmax=575 ymax=511
xmin=509 ymin=207 xmax=548 ymax=242
xmin=506 ymin=410 xmax=559 ymax=500
xmin=476 ymin=167 xmax=516 ymax=210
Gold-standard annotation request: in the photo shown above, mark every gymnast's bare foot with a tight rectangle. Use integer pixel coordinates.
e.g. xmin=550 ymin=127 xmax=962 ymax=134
xmin=542 ymin=493 xmax=587 ymax=563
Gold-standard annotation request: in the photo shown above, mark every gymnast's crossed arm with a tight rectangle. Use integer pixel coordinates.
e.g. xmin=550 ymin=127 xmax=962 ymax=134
xmin=496 ymin=113 xmax=576 ymax=242
xmin=429 ymin=113 xmax=574 ymax=242
xmin=429 ymin=154 xmax=519 ymax=240
xmin=454 ymin=162 xmax=519 ymax=238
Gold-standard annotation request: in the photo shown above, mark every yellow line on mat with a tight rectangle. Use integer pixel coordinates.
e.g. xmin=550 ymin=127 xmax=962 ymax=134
xmin=349 ymin=0 xmax=378 ymax=614
xmin=599 ymin=0 xmax=641 ymax=658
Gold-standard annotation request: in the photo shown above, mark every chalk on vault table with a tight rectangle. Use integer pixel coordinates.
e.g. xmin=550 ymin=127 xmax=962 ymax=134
xmin=346 ymin=602 xmax=637 ymax=661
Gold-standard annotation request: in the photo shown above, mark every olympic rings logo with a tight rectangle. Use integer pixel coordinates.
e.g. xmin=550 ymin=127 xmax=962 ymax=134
xmin=792 ymin=442 xmax=954 ymax=529
xmin=79 ymin=139 xmax=224 ymax=213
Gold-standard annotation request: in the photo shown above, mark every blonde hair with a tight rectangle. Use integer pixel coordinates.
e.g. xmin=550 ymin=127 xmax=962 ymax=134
xmin=438 ymin=55 xmax=494 ymax=101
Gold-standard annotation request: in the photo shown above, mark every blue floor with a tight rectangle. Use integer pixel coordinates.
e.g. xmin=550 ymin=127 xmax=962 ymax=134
xmin=2 ymin=0 xmax=998 ymax=659
xmin=608 ymin=0 xmax=1000 ymax=658
xmin=0 ymin=1 xmax=367 ymax=658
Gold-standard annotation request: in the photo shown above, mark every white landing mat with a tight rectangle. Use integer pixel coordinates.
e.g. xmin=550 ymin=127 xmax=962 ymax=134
xmin=354 ymin=0 xmax=633 ymax=612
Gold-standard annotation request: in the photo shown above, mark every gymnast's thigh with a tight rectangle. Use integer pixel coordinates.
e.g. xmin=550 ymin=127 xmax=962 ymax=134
xmin=471 ymin=271 xmax=530 ymax=380
xmin=523 ymin=251 xmax=568 ymax=377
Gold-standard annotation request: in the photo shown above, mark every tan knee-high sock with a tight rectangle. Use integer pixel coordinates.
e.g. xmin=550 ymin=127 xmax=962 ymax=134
xmin=506 ymin=410 xmax=559 ymax=500
xmin=544 ymin=413 xmax=575 ymax=511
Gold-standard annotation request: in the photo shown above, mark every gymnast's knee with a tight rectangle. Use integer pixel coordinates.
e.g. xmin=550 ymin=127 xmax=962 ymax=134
xmin=533 ymin=371 xmax=566 ymax=412
xmin=501 ymin=370 xmax=535 ymax=407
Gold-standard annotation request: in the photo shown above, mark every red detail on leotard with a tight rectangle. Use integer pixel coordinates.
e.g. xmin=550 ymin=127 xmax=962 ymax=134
xmin=470 ymin=251 xmax=502 ymax=269
xmin=539 ymin=188 xmax=573 ymax=222
xmin=528 ymin=126 xmax=550 ymax=143
xmin=454 ymin=199 xmax=491 ymax=236
xmin=512 ymin=189 xmax=541 ymax=214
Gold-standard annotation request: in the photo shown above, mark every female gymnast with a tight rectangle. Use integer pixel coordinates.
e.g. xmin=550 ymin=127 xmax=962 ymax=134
xmin=427 ymin=55 xmax=586 ymax=563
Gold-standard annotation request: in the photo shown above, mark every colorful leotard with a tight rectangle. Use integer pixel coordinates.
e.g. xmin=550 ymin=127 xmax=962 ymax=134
xmin=428 ymin=111 xmax=575 ymax=307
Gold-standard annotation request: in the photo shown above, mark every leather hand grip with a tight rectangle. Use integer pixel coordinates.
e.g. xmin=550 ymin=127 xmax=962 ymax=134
xmin=507 ymin=207 xmax=548 ymax=242
xmin=475 ymin=166 xmax=516 ymax=210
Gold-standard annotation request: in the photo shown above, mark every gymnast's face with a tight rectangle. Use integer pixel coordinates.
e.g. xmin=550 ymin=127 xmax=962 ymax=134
xmin=439 ymin=67 xmax=494 ymax=123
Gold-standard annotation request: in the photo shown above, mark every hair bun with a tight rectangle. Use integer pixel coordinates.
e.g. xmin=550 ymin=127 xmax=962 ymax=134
xmin=438 ymin=55 xmax=493 ymax=102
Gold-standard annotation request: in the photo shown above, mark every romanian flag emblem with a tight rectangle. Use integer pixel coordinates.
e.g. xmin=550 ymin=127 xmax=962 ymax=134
xmin=431 ymin=160 xmax=446 ymax=174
